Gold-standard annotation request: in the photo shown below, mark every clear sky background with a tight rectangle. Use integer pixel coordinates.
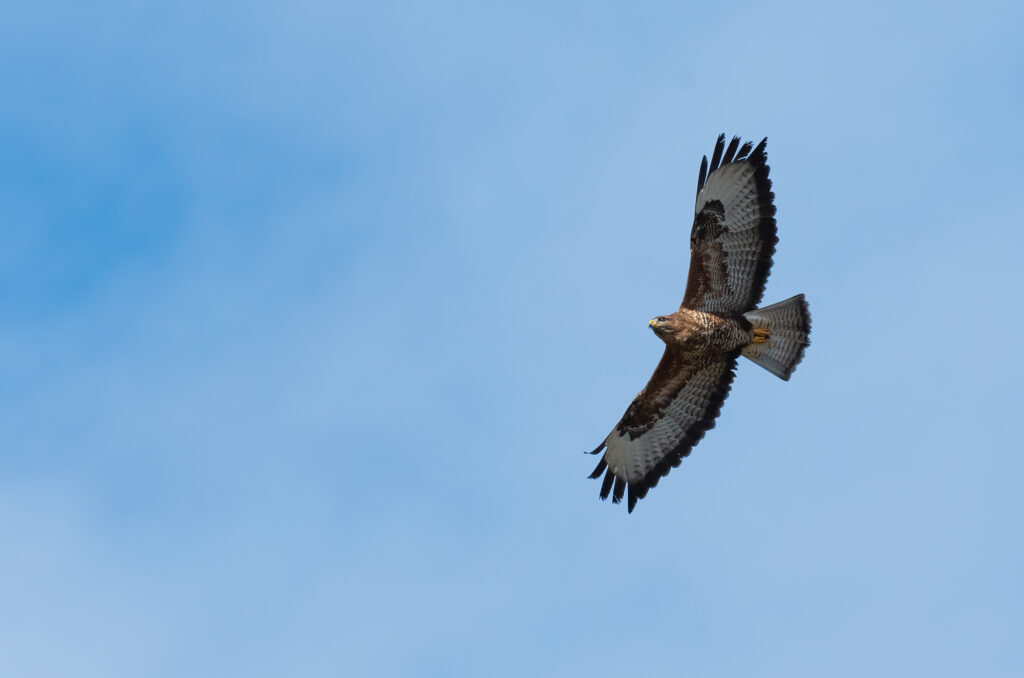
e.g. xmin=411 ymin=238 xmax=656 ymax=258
xmin=3 ymin=1 xmax=1023 ymax=676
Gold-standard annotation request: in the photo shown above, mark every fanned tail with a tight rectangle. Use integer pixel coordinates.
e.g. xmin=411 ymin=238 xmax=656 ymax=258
xmin=742 ymin=294 xmax=810 ymax=380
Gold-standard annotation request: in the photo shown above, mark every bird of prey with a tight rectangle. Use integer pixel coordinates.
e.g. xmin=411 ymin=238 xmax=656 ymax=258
xmin=587 ymin=134 xmax=810 ymax=513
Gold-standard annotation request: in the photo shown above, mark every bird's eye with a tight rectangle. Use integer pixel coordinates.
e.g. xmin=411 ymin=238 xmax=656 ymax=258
xmin=656 ymin=317 xmax=667 ymax=323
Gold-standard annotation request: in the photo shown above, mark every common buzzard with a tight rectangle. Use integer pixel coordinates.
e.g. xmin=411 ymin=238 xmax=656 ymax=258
xmin=587 ymin=134 xmax=811 ymax=512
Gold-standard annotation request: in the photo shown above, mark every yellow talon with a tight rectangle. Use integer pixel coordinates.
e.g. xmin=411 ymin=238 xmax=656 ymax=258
xmin=752 ymin=328 xmax=770 ymax=344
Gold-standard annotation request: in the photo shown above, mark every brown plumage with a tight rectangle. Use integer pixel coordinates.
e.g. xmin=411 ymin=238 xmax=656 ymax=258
xmin=586 ymin=135 xmax=811 ymax=512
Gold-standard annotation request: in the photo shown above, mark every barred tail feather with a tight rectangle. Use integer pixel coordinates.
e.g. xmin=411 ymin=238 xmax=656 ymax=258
xmin=742 ymin=294 xmax=810 ymax=380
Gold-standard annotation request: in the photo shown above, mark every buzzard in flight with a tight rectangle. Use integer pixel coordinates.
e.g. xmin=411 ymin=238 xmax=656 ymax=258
xmin=587 ymin=134 xmax=810 ymax=512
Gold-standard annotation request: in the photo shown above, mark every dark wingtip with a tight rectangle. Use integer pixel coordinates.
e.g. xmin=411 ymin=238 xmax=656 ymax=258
xmin=701 ymin=134 xmax=754 ymax=195
xmin=611 ymin=475 xmax=626 ymax=504
xmin=599 ymin=468 xmax=615 ymax=500
xmin=708 ymin=133 xmax=726 ymax=173
xmin=627 ymin=485 xmax=638 ymax=513
xmin=586 ymin=441 xmax=606 ymax=455
xmin=750 ymin=137 xmax=768 ymax=164
xmin=734 ymin=140 xmax=753 ymax=162
xmin=697 ymin=155 xmax=709 ymax=196
xmin=588 ymin=458 xmax=607 ymax=479
xmin=721 ymin=136 xmax=741 ymax=165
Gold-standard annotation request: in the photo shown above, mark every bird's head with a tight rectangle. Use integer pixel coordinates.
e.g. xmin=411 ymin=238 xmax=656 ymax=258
xmin=649 ymin=315 xmax=671 ymax=338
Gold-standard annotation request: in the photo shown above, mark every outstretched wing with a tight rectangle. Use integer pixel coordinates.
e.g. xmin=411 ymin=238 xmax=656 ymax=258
xmin=682 ymin=135 xmax=778 ymax=313
xmin=587 ymin=349 xmax=739 ymax=512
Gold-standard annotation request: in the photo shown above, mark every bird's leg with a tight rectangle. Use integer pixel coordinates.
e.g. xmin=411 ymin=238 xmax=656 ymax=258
xmin=751 ymin=328 xmax=770 ymax=344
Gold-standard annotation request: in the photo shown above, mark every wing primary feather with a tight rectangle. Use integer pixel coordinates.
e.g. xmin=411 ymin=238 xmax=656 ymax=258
xmin=588 ymin=459 xmax=607 ymax=479
xmin=721 ymin=136 xmax=741 ymax=165
xmin=627 ymin=484 xmax=638 ymax=513
xmin=587 ymin=441 xmax=606 ymax=455
xmin=708 ymin=133 xmax=725 ymax=173
xmin=599 ymin=469 xmax=615 ymax=500
xmin=696 ymin=155 xmax=708 ymax=196
xmin=750 ymin=137 xmax=768 ymax=164
xmin=734 ymin=140 xmax=753 ymax=162
xmin=612 ymin=475 xmax=626 ymax=504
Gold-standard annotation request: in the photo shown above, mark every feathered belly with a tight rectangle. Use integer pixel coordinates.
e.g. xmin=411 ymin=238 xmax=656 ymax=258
xmin=668 ymin=309 xmax=749 ymax=355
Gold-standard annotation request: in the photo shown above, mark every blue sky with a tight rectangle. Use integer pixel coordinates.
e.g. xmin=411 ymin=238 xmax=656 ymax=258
xmin=3 ymin=1 xmax=1023 ymax=676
